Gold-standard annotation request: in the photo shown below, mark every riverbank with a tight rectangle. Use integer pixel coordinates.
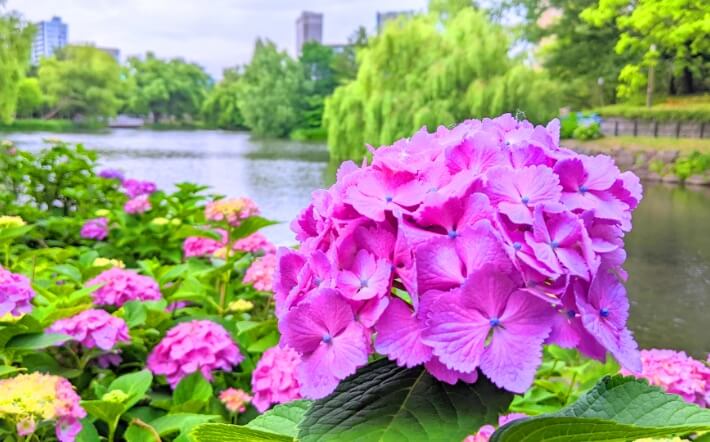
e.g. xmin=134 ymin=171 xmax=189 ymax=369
xmin=565 ymin=136 xmax=710 ymax=186
xmin=0 ymin=118 xmax=107 ymax=133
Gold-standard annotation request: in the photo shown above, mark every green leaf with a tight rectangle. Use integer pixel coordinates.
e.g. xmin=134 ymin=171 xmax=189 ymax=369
xmin=108 ymin=370 xmax=153 ymax=409
xmin=229 ymin=216 xmax=277 ymax=240
xmin=81 ymin=400 xmax=126 ymax=427
xmin=122 ymin=301 xmax=148 ymax=328
xmin=192 ymin=423 xmax=294 ymax=442
xmin=172 ymin=372 xmax=213 ymax=412
xmin=150 ymin=413 xmax=220 ymax=436
xmin=0 ymin=365 xmax=25 ymax=377
xmin=491 ymin=376 xmax=710 ymax=442
xmin=246 ymin=330 xmax=280 ymax=353
xmin=247 ymin=400 xmax=312 ymax=438
xmin=298 ymin=358 xmax=513 ymax=442
xmin=5 ymin=332 xmax=70 ymax=350
xmin=0 ymin=225 xmax=34 ymax=242
xmin=52 ymin=264 xmax=83 ymax=283
xmin=75 ymin=417 xmax=101 ymax=442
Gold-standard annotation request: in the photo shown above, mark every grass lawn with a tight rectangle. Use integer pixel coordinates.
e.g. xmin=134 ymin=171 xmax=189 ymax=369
xmin=564 ymin=136 xmax=710 ymax=155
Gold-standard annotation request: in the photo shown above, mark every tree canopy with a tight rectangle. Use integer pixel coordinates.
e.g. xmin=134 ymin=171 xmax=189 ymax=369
xmin=201 ymin=67 xmax=245 ymax=130
xmin=323 ymin=6 xmax=561 ymax=161
xmin=38 ymin=45 xmax=124 ymax=120
xmin=0 ymin=11 xmax=34 ymax=123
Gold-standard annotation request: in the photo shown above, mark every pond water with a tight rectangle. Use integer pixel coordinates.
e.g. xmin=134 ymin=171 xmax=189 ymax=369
xmin=7 ymin=129 xmax=710 ymax=358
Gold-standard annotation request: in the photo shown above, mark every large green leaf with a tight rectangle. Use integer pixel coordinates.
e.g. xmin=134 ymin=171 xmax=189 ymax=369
xmin=81 ymin=400 xmax=125 ymax=428
xmin=298 ymin=358 xmax=513 ymax=442
xmin=172 ymin=372 xmax=213 ymax=413
xmin=491 ymin=376 xmax=710 ymax=442
xmin=5 ymin=331 xmax=70 ymax=350
xmin=230 ymin=216 xmax=277 ymax=240
xmin=108 ymin=370 xmax=153 ymax=409
xmin=247 ymin=400 xmax=312 ymax=437
xmin=192 ymin=423 xmax=293 ymax=442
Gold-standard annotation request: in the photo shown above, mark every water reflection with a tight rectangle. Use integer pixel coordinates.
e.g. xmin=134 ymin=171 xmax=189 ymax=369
xmin=7 ymin=129 xmax=710 ymax=357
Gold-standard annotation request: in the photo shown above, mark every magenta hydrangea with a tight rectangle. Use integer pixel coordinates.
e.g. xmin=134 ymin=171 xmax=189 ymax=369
xmin=98 ymin=168 xmax=124 ymax=181
xmin=183 ymin=234 xmax=225 ymax=258
xmin=124 ymin=195 xmax=152 ymax=214
xmin=147 ymin=320 xmax=243 ymax=388
xmin=233 ymin=232 xmax=276 ymax=254
xmin=276 ymin=114 xmax=643 ymax=399
xmin=463 ymin=413 xmax=528 ymax=442
xmin=47 ymin=309 xmax=130 ymax=351
xmin=251 ymin=345 xmax=302 ymax=412
xmin=86 ymin=268 xmax=161 ymax=307
xmin=621 ymin=349 xmax=710 ymax=407
xmin=80 ymin=217 xmax=108 ymax=240
xmin=183 ymin=230 xmax=276 ymax=259
xmin=244 ymin=254 xmax=276 ymax=292
xmin=0 ymin=266 xmax=35 ymax=317
xmin=122 ymin=178 xmax=157 ymax=198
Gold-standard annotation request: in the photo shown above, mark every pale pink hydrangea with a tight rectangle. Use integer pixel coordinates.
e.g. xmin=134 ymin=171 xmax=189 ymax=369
xmin=86 ymin=268 xmax=161 ymax=307
xmin=244 ymin=254 xmax=276 ymax=292
xmin=621 ymin=349 xmax=710 ymax=407
xmin=183 ymin=229 xmax=275 ymax=259
xmin=183 ymin=234 xmax=225 ymax=258
xmin=47 ymin=309 xmax=130 ymax=350
xmin=219 ymin=388 xmax=252 ymax=413
xmin=147 ymin=320 xmax=243 ymax=388
xmin=251 ymin=345 xmax=302 ymax=412
xmin=233 ymin=232 xmax=276 ymax=254
xmin=277 ymin=114 xmax=643 ymax=399
xmin=124 ymin=194 xmax=152 ymax=214
xmin=80 ymin=217 xmax=108 ymax=240
xmin=205 ymin=197 xmax=259 ymax=227
xmin=0 ymin=265 xmax=35 ymax=317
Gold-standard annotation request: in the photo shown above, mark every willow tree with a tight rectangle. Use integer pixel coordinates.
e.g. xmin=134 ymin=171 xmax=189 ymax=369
xmin=323 ymin=7 xmax=561 ymax=161
xmin=0 ymin=12 xmax=34 ymax=123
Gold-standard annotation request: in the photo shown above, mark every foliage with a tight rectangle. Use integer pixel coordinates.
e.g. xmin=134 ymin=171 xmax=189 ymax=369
xmin=297 ymin=42 xmax=337 ymax=133
xmin=15 ymin=77 xmax=44 ymax=118
xmin=329 ymin=27 xmax=368 ymax=85
xmin=126 ymin=52 xmax=212 ymax=123
xmin=0 ymin=118 xmax=101 ymax=133
xmin=323 ymin=7 xmax=561 ymax=161
xmin=595 ymin=100 xmax=710 ymax=122
xmin=202 ymin=68 xmax=245 ymax=130
xmin=238 ymin=40 xmax=304 ymax=138
xmin=0 ymin=11 xmax=34 ymax=124
xmin=491 ymin=375 xmax=710 ymax=441
xmin=0 ymin=141 xmax=280 ymax=441
xmin=38 ymin=45 xmax=124 ymax=120
xmin=673 ymin=151 xmax=710 ymax=180
xmin=572 ymin=122 xmax=602 ymax=140
xmin=582 ymin=0 xmax=709 ymax=98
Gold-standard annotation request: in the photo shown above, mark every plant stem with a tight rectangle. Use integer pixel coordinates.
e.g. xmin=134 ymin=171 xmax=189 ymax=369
xmin=563 ymin=372 xmax=578 ymax=404
xmin=219 ymin=227 xmax=234 ymax=315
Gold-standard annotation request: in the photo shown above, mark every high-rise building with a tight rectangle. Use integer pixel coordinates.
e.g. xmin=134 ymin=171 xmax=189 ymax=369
xmin=376 ymin=11 xmax=415 ymax=34
xmin=296 ymin=11 xmax=323 ymax=56
xmin=31 ymin=16 xmax=68 ymax=65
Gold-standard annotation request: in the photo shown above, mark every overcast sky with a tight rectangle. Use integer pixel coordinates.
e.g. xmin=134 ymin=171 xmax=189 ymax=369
xmin=8 ymin=0 xmax=429 ymax=78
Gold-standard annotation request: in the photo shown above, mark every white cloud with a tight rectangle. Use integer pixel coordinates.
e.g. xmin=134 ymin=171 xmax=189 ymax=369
xmin=8 ymin=0 xmax=428 ymax=77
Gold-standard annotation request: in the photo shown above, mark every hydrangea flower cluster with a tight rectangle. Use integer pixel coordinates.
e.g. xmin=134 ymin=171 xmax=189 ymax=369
xmin=0 ymin=215 xmax=26 ymax=229
xmin=276 ymin=114 xmax=643 ymax=398
xmin=80 ymin=217 xmax=108 ymax=240
xmin=47 ymin=309 xmax=130 ymax=351
xmin=205 ymin=197 xmax=259 ymax=226
xmin=0 ymin=265 xmax=35 ymax=317
xmin=251 ymin=345 xmax=302 ymax=412
xmin=98 ymin=168 xmax=125 ymax=181
xmin=183 ymin=230 xmax=275 ymax=259
xmin=244 ymin=254 xmax=277 ymax=292
xmin=219 ymin=388 xmax=252 ymax=413
xmin=86 ymin=268 xmax=161 ymax=307
xmin=464 ymin=413 xmax=527 ymax=442
xmin=183 ymin=233 xmax=225 ymax=258
xmin=621 ymin=349 xmax=710 ymax=407
xmin=0 ymin=372 xmax=86 ymax=442
xmin=147 ymin=320 xmax=243 ymax=388
xmin=122 ymin=178 xmax=157 ymax=198
xmin=124 ymin=194 xmax=152 ymax=214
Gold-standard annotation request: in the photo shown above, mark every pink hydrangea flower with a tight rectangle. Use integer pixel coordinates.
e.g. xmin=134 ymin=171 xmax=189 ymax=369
xmin=47 ymin=309 xmax=130 ymax=351
xmin=98 ymin=168 xmax=124 ymax=181
xmin=0 ymin=266 xmax=35 ymax=317
xmin=219 ymin=388 xmax=252 ymax=413
xmin=183 ymin=230 xmax=275 ymax=259
xmin=124 ymin=194 xmax=152 ymax=214
xmin=183 ymin=234 xmax=224 ymax=258
xmin=244 ymin=254 xmax=277 ymax=292
xmin=621 ymin=349 xmax=710 ymax=407
xmin=80 ymin=217 xmax=108 ymax=240
xmin=251 ymin=345 xmax=302 ymax=412
xmin=86 ymin=268 xmax=161 ymax=307
xmin=233 ymin=232 xmax=276 ymax=254
xmin=463 ymin=413 xmax=527 ymax=442
xmin=205 ymin=197 xmax=259 ymax=227
xmin=277 ymin=114 xmax=643 ymax=399
xmin=122 ymin=178 xmax=157 ymax=198
xmin=147 ymin=320 xmax=243 ymax=388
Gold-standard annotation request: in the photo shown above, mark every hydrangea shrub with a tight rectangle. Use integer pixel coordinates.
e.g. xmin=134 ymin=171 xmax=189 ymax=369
xmin=276 ymin=114 xmax=644 ymax=399
xmin=86 ymin=267 xmax=161 ymax=307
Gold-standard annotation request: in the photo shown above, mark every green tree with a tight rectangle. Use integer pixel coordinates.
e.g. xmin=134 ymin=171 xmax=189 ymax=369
xmin=15 ymin=77 xmax=44 ymax=118
xmin=201 ymin=67 xmax=245 ymax=130
xmin=331 ymin=26 xmax=368 ymax=84
xmin=298 ymin=42 xmax=337 ymax=131
xmin=126 ymin=52 xmax=211 ymax=122
xmin=38 ymin=45 xmax=124 ymax=119
xmin=324 ymin=7 xmax=561 ymax=161
xmin=582 ymin=0 xmax=709 ymax=100
xmin=239 ymin=39 xmax=304 ymax=137
xmin=0 ymin=11 xmax=34 ymax=123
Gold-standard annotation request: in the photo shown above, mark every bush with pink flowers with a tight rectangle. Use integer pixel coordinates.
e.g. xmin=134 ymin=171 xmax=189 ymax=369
xmin=86 ymin=267 xmax=162 ymax=307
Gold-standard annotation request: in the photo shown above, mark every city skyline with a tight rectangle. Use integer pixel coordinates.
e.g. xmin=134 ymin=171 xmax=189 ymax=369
xmin=8 ymin=0 xmax=428 ymax=78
